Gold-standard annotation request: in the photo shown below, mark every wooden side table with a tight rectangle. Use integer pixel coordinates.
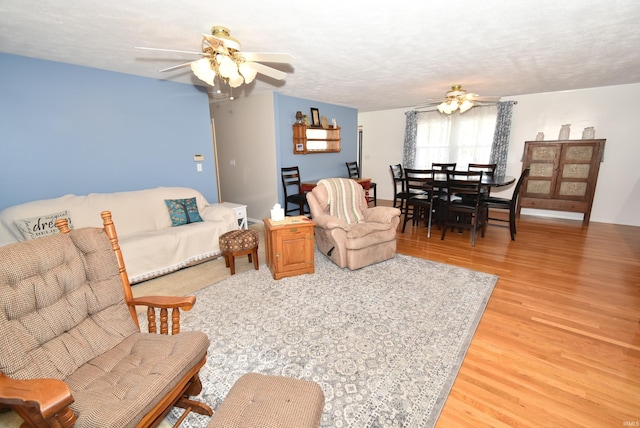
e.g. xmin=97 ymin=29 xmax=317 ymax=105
xmin=263 ymin=216 xmax=315 ymax=280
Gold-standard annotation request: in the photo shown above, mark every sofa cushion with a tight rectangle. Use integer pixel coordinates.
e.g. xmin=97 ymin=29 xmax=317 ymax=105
xmin=164 ymin=197 xmax=203 ymax=226
xmin=14 ymin=210 xmax=74 ymax=240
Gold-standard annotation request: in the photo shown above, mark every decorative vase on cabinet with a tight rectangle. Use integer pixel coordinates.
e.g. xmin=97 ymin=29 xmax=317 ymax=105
xmin=558 ymin=124 xmax=571 ymax=140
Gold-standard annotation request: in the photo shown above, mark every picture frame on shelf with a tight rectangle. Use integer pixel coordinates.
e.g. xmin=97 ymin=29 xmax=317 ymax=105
xmin=310 ymin=108 xmax=320 ymax=127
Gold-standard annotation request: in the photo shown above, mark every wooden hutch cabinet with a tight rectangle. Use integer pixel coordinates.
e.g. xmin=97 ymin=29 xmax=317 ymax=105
xmin=517 ymin=139 xmax=605 ymax=225
xmin=292 ymin=123 xmax=341 ymax=154
xmin=264 ymin=216 xmax=315 ymax=279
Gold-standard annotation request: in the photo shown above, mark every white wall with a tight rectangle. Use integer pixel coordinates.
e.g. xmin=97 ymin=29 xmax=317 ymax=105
xmin=211 ymin=91 xmax=278 ymax=221
xmin=358 ymin=83 xmax=640 ymax=227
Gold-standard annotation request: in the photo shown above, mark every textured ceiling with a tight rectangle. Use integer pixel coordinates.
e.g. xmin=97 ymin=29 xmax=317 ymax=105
xmin=2 ymin=0 xmax=640 ymax=112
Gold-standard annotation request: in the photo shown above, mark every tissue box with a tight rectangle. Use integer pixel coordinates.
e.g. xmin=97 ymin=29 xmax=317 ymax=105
xmin=270 ymin=206 xmax=284 ymax=221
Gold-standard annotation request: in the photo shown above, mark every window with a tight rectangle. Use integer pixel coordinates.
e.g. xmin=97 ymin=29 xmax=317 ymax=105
xmin=413 ymin=106 xmax=498 ymax=169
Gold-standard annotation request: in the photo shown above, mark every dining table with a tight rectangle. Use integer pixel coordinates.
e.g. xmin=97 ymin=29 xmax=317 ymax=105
xmin=431 ymin=172 xmax=516 ymax=188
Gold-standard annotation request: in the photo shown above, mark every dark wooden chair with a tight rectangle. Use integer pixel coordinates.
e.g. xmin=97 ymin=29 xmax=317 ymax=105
xmin=483 ymin=168 xmax=530 ymax=240
xmin=389 ymin=164 xmax=410 ymax=211
xmin=401 ymin=169 xmax=437 ymax=237
xmin=432 ymin=162 xmax=457 ymax=171
xmin=346 ymin=161 xmax=376 ymax=206
xmin=281 ymin=166 xmax=309 ymax=215
xmin=440 ymin=170 xmax=487 ymax=246
xmin=468 ymin=163 xmax=497 ymax=175
xmin=468 ymin=163 xmax=497 ymax=197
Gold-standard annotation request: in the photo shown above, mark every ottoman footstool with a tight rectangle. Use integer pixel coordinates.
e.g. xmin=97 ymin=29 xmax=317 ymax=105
xmin=207 ymin=373 xmax=325 ymax=428
xmin=219 ymin=229 xmax=259 ymax=275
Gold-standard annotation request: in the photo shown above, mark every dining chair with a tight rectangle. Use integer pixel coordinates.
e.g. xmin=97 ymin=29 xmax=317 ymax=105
xmin=401 ymin=169 xmax=437 ymax=237
xmin=346 ymin=161 xmax=376 ymax=206
xmin=468 ymin=163 xmax=497 ymax=175
xmin=281 ymin=166 xmax=309 ymax=216
xmin=468 ymin=163 xmax=497 ymax=197
xmin=432 ymin=162 xmax=457 ymax=171
xmin=483 ymin=168 xmax=530 ymax=240
xmin=440 ymin=170 xmax=486 ymax=246
xmin=389 ymin=164 xmax=410 ymax=211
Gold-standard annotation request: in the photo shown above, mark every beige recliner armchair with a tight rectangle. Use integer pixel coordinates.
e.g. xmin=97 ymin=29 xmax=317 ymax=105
xmin=307 ymin=178 xmax=401 ymax=270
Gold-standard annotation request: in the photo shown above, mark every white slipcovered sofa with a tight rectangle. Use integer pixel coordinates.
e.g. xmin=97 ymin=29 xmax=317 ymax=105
xmin=0 ymin=186 xmax=238 ymax=283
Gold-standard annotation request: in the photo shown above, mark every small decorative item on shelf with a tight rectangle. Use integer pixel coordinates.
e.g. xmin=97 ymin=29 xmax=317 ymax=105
xmin=535 ymin=132 xmax=544 ymax=141
xmin=559 ymin=124 xmax=571 ymax=140
xmin=310 ymin=107 xmax=320 ymax=127
xmin=582 ymin=126 xmax=596 ymax=139
xmin=332 ymin=118 xmax=337 ymax=128
xmin=295 ymin=111 xmax=304 ymax=124
xmin=321 ymin=115 xmax=329 ymax=129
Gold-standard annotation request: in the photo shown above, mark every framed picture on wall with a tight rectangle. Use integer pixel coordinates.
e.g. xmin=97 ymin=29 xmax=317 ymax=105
xmin=310 ymin=108 xmax=320 ymax=127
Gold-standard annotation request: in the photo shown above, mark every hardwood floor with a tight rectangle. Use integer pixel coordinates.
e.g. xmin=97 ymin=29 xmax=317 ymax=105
xmin=386 ymin=200 xmax=640 ymax=427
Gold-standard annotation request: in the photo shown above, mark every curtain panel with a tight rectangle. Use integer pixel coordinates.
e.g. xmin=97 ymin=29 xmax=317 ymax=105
xmin=403 ymin=111 xmax=418 ymax=168
xmin=490 ymin=101 xmax=517 ymax=176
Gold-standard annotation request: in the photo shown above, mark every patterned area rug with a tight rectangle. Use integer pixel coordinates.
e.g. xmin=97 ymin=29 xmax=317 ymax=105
xmin=163 ymin=251 xmax=497 ymax=427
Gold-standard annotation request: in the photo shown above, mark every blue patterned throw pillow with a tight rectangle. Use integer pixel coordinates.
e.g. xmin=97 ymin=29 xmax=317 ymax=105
xmin=164 ymin=197 xmax=203 ymax=226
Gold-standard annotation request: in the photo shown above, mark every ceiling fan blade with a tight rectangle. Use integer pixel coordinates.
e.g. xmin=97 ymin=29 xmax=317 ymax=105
xmin=135 ymin=46 xmax=204 ymax=56
xmin=248 ymin=62 xmax=287 ymax=80
xmin=466 ymin=93 xmax=501 ymax=102
xmin=159 ymin=61 xmax=197 ymax=72
xmin=241 ymin=52 xmax=295 ymax=63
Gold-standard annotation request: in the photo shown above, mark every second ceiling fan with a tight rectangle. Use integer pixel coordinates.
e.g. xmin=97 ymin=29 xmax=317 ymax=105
xmin=416 ymin=85 xmax=501 ymax=114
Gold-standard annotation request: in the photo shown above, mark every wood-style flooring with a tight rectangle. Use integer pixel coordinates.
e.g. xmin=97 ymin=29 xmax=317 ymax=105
xmin=386 ymin=200 xmax=640 ymax=427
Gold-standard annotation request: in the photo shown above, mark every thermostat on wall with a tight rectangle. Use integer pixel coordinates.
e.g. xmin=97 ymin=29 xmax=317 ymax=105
xmin=193 ymin=154 xmax=205 ymax=162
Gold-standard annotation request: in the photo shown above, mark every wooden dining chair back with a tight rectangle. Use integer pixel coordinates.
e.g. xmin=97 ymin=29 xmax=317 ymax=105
xmin=483 ymin=168 xmax=530 ymax=240
xmin=346 ymin=161 xmax=376 ymax=206
xmin=440 ymin=170 xmax=486 ymax=246
xmin=432 ymin=162 xmax=457 ymax=171
xmin=281 ymin=166 xmax=309 ymax=215
xmin=389 ymin=164 xmax=409 ymax=211
xmin=468 ymin=163 xmax=497 ymax=197
xmin=468 ymin=163 xmax=497 ymax=176
xmin=402 ymin=169 xmax=437 ymax=237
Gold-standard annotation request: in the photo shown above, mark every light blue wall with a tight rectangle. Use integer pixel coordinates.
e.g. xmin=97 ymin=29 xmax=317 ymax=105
xmin=0 ymin=53 xmax=218 ymax=211
xmin=273 ymin=93 xmax=358 ymax=204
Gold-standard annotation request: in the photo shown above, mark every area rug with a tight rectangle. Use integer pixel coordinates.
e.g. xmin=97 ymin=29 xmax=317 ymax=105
xmin=162 ymin=251 xmax=498 ymax=427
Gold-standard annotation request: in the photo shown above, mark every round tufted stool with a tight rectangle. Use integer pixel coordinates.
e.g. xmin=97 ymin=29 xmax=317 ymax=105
xmin=219 ymin=229 xmax=259 ymax=275
xmin=206 ymin=373 xmax=325 ymax=428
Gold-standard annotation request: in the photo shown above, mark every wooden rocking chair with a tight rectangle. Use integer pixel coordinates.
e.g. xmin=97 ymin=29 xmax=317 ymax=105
xmin=0 ymin=211 xmax=213 ymax=427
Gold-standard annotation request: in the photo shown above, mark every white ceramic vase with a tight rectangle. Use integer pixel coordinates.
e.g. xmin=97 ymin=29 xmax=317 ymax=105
xmin=559 ymin=124 xmax=571 ymax=140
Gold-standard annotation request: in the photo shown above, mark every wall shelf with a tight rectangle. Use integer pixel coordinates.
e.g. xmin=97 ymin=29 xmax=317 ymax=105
xmin=293 ymin=124 xmax=341 ymax=154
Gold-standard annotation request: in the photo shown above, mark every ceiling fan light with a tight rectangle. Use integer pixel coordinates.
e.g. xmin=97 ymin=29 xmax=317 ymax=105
xmin=459 ymin=100 xmax=474 ymax=113
xmin=217 ymin=54 xmax=237 ymax=78
xmin=190 ymin=58 xmax=216 ymax=86
xmin=238 ymin=62 xmax=257 ymax=84
xmin=228 ymin=74 xmax=244 ymax=88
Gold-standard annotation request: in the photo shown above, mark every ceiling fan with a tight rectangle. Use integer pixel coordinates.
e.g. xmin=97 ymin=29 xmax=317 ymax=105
xmin=416 ymin=85 xmax=501 ymax=114
xmin=136 ymin=26 xmax=294 ymax=91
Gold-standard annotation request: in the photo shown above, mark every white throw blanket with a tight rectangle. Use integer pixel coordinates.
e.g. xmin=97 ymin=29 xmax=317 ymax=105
xmin=317 ymin=178 xmax=364 ymax=224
